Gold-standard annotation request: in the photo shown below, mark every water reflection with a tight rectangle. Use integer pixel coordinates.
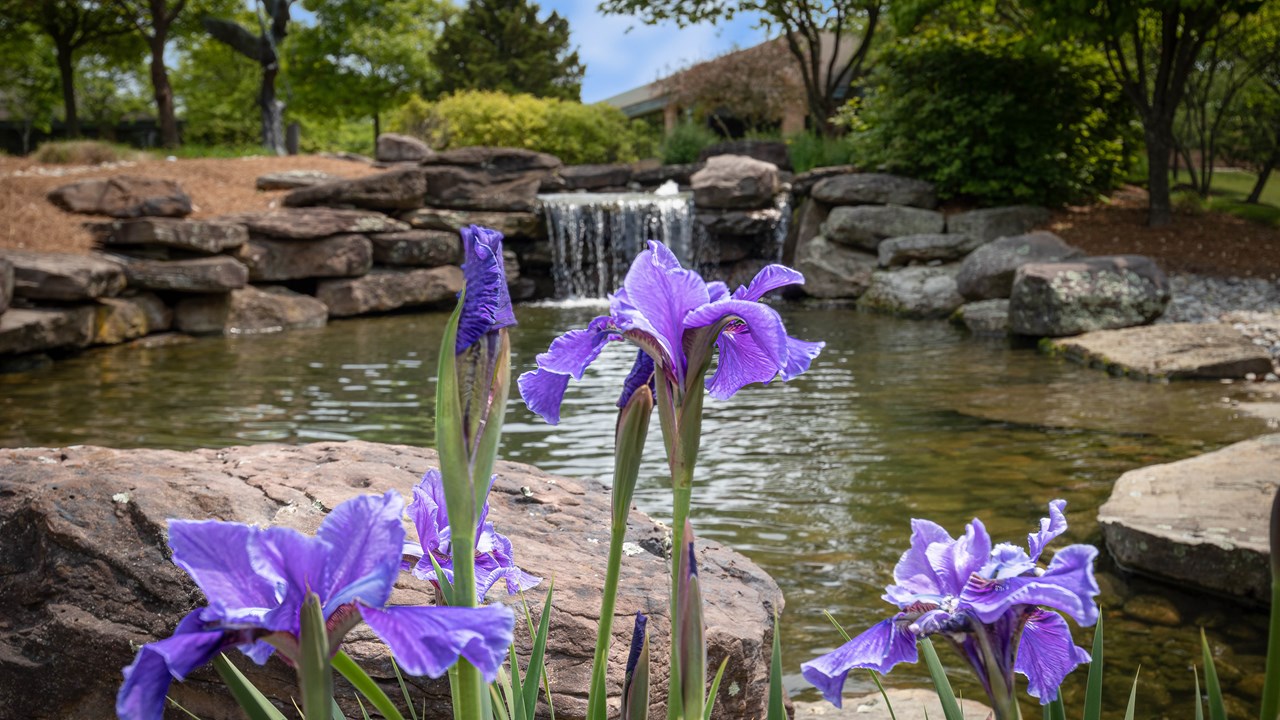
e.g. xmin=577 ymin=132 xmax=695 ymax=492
xmin=0 ymin=306 xmax=1270 ymax=716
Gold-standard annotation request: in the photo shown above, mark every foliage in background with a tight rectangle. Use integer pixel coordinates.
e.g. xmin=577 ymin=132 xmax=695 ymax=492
xmin=30 ymin=139 xmax=146 ymax=164
xmin=848 ymin=31 xmax=1133 ymax=206
xmin=433 ymin=0 xmax=584 ymax=101
xmin=0 ymin=24 xmax=61 ymax=151
xmin=75 ymin=51 xmax=151 ymax=137
xmin=174 ymin=33 xmax=264 ymax=148
xmin=661 ymin=37 xmax=804 ymax=135
xmin=391 ymin=91 xmax=656 ymax=164
xmin=786 ymin=130 xmax=856 ymax=173
xmin=659 ymin=121 xmax=719 ymax=165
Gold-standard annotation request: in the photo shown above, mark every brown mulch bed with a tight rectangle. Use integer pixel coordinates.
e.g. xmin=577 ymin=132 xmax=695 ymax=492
xmin=0 ymin=155 xmax=378 ymax=254
xmin=1044 ymin=186 xmax=1280 ymax=280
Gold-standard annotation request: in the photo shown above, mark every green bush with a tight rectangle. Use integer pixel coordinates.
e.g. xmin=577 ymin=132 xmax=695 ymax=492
xmin=32 ymin=140 xmax=145 ymax=164
xmin=849 ymin=32 xmax=1134 ymax=206
xmin=786 ymin=131 xmax=856 ymax=173
xmin=660 ymin=120 xmax=719 ymax=164
xmin=389 ymin=90 xmax=657 ymax=165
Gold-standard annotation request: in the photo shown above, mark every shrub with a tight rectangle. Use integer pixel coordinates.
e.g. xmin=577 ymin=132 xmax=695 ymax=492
xmin=849 ymin=32 xmax=1134 ymax=206
xmin=660 ymin=120 xmax=719 ymax=164
xmin=389 ymin=90 xmax=657 ymax=165
xmin=32 ymin=140 xmax=145 ymax=164
xmin=786 ymin=131 xmax=856 ymax=173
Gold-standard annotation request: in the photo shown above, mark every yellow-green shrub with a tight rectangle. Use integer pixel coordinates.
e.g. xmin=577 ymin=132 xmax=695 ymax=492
xmin=390 ymin=90 xmax=657 ymax=165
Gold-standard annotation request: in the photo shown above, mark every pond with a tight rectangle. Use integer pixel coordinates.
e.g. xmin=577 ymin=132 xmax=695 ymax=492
xmin=1 ymin=303 xmax=1270 ymax=718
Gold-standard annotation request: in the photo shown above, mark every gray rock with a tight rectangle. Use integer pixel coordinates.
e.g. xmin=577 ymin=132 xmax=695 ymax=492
xmin=1044 ymin=323 xmax=1274 ymax=379
xmin=811 ymin=173 xmax=937 ymax=209
xmin=399 ymin=208 xmax=544 ymax=239
xmin=696 ymin=207 xmax=782 ymax=237
xmin=421 ymin=164 xmax=548 ymax=212
xmin=235 ymin=235 xmax=373 ymax=282
xmin=255 ymin=170 xmax=342 ymax=191
xmin=858 ymin=266 xmax=964 ymax=319
xmin=788 ymin=166 xmax=858 ymax=198
xmin=46 ymin=175 xmax=192 ymax=218
xmin=375 ymin=133 xmax=432 ymax=163
xmin=1122 ymin=595 xmax=1181 ymax=627
xmin=422 ymin=146 xmax=561 ymax=171
xmin=782 ymin=197 xmax=830 ymax=267
xmin=956 ymin=299 xmax=1010 ymax=336
xmin=947 ymin=205 xmax=1051 ymax=242
xmin=956 ymin=231 xmax=1083 ymax=301
xmin=794 ymin=689 xmax=991 ymax=720
xmin=0 ymin=306 xmax=94 ymax=355
xmin=0 ymin=250 xmax=126 ymax=301
xmin=315 ymin=266 xmax=464 ymax=317
xmin=216 ymin=208 xmax=409 ymax=240
xmin=86 ymin=218 xmax=248 ymax=254
xmin=0 ymin=441 xmax=781 ymax=720
xmin=878 ymin=233 xmax=983 ymax=268
xmin=699 ymin=139 xmax=791 ymax=171
xmin=1009 ymin=255 xmax=1170 ymax=337
xmin=821 ymin=205 xmax=945 ymax=252
xmin=173 ymin=286 xmax=328 ymax=335
xmin=92 ymin=293 xmax=170 ymax=345
xmin=284 ymin=167 xmax=428 ymax=211
xmin=115 ymin=255 xmax=249 ymax=293
xmin=0 ymin=258 xmax=11 ymax=313
xmin=1098 ymin=433 xmax=1280 ymax=603
xmin=691 ymin=155 xmax=780 ymax=210
xmin=695 ymin=237 xmax=755 ymax=266
xmin=558 ymin=163 xmax=633 ymax=190
xmin=632 ymin=162 xmax=702 ymax=187
xmin=370 ymin=230 xmax=462 ymax=267
xmin=795 ymin=236 xmax=878 ymax=299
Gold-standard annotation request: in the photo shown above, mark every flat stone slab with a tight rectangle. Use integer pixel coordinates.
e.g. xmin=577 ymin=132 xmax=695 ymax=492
xmin=173 ymin=285 xmax=328 ymax=335
xmin=811 ymin=173 xmax=937 ymax=209
xmin=0 ymin=441 xmax=781 ymax=720
xmin=87 ymin=218 xmax=248 ymax=254
xmin=256 ymin=170 xmax=343 ymax=191
xmin=822 ymin=205 xmax=945 ymax=252
xmin=795 ymin=689 xmax=992 ymax=720
xmin=235 ymin=234 xmax=373 ymax=282
xmin=400 ymin=207 xmax=544 ymax=239
xmin=47 ymin=176 xmax=192 ymax=218
xmin=216 ymin=208 xmax=408 ymax=240
xmin=315 ymin=266 xmax=464 ymax=317
xmin=1098 ymin=433 xmax=1280 ymax=603
xmin=92 ymin=293 xmax=170 ymax=345
xmin=370 ymin=230 xmax=462 ymax=267
xmin=955 ymin=298 xmax=1010 ymax=336
xmin=0 ymin=306 xmax=94 ymax=355
xmin=0 ymin=250 xmax=126 ymax=302
xmin=0 ymin=258 xmax=12 ymax=313
xmin=284 ymin=167 xmax=428 ymax=211
xmin=946 ymin=205 xmax=1050 ymax=242
xmin=1046 ymin=323 xmax=1275 ymax=380
xmin=114 ymin=255 xmax=249 ymax=293
xmin=878 ymin=233 xmax=982 ymax=268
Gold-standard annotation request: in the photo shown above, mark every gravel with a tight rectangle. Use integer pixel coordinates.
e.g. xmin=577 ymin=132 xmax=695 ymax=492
xmin=1160 ymin=273 xmax=1280 ymax=379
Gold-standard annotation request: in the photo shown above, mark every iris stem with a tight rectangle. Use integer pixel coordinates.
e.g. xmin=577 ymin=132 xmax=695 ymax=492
xmin=971 ymin=625 xmax=1020 ymax=720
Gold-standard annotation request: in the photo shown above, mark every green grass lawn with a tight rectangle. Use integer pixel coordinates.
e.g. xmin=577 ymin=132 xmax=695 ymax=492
xmin=1171 ymin=167 xmax=1280 ymax=227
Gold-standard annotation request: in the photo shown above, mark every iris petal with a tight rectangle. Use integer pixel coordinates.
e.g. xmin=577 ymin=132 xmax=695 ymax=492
xmin=517 ymin=324 xmax=615 ymax=425
xmin=359 ymin=603 xmax=515 ymax=682
xmin=926 ymin=517 xmax=992 ymax=596
xmin=620 ymin=240 xmax=710 ymax=369
xmin=733 ymin=264 xmax=805 ymax=301
xmin=781 ymin=336 xmax=825 ymax=381
xmin=517 ymin=369 xmax=573 ymax=425
xmin=252 ymin=525 xmax=330 ymax=635
xmin=1028 ymin=499 xmax=1069 ymax=563
xmin=167 ymin=521 xmax=279 ymax=624
xmin=884 ymin=519 xmax=953 ymax=605
xmin=457 ymin=225 xmax=515 ymax=353
xmin=1015 ymin=610 xmax=1091 ymax=703
xmin=116 ymin=611 xmax=228 ymax=720
xmin=800 ymin=617 xmax=919 ymax=708
xmin=318 ymin=490 xmax=405 ymax=615
xmin=962 ymin=544 xmax=1099 ymax=625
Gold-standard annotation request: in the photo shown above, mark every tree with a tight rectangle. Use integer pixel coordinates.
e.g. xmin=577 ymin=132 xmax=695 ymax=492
xmin=598 ymin=0 xmax=883 ymax=135
xmin=432 ymin=0 xmax=584 ymax=101
xmin=0 ymin=24 xmax=61 ymax=152
xmin=202 ymin=0 xmax=293 ymax=154
xmin=173 ymin=31 xmax=262 ymax=146
xmin=0 ymin=1 xmax=134 ymax=138
xmin=1029 ymin=0 xmax=1266 ymax=226
xmin=113 ymin=0 xmax=192 ymax=147
xmin=290 ymin=0 xmax=449 ymax=142
xmin=661 ymin=37 xmax=805 ymax=134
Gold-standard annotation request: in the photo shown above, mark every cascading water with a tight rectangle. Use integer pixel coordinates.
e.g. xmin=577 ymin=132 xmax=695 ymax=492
xmin=539 ymin=192 xmax=697 ymax=298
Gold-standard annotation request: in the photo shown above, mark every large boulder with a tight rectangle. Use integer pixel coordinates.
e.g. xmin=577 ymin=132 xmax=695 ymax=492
xmin=1044 ymin=323 xmax=1275 ymax=380
xmin=857 ymin=266 xmax=964 ymax=319
xmin=86 ymin=218 xmax=248 ymax=255
xmin=955 ymin=231 xmax=1083 ymax=301
xmin=92 ymin=293 xmax=170 ymax=345
xmin=796 ymin=689 xmax=992 ymax=720
xmin=235 ymin=235 xmax=373 ymax=282
xmin=810 ymin=173 xmax=937 ymax=209
xmin=114 ymin=255 xmax=249 ymax=293
xmin=1009 ymin=255 xmax=1170 ymax=337
xmin=787 ymin=165 xmax=858 ymax=198
xmin=315 ymin=266 xmax=464 ymax=317
xmin=698 ymin=139 xmax=791 ymax=171
xmin=795 ymin=236 xmax=878 ymax=299
xmin=557 ymin=164 xmax=633 ymax=191
xmin=375 ymin=133 xmax=433 ymax=163
xmin=632 ymin=162 xmax=702 ymax=188
xmin=878 ymin=233 xmax=983 ymax=268
xmin=216 ymin=208 xmax=409 ymax=240
xmin=47 ymin=176 xmax=192 ymax=218
xmin=1098 ymin=434 xmax=1280 ymax=603
xmin=0 ymin=441 xmax=782 ymax=720
xmin=284 ymin=167 xmax=428 ymax=211
xmin=421 ymin=147 xmax=562 ymax=212
xmin=0 ymin=306 xmax=94 ymax=355
xmin=173 ymin=286 xmax=328 ymax=335
xmin=691 ymin=155 xmax=780 ymax=210
xmin=782 ymin=197 xmax=830 ymax=267
xmin=946 ymin=205 xmax=1051 ymax=243
xmin=821 ymin=206 xmax=945 ymax=252
xmin=696 ymin=207 xmax=782 ymax=238
xmin=370 ymin=230 xmax=462 ymax=267
xmin=953 ymin=299 xmax=1010 ymax=336
xmin=255 ymin=170 xmax=342 ymax=191
xmin=0 ymin=258 xmax=12 ymax=313
xmin=400 ymin=208 xmax=544 ymax=239
xmin=0 ymin=250 xmax=126 ymax=302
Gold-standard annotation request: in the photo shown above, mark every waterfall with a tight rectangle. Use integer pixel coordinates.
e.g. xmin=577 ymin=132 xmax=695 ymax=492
xmin=539 ymin=192 xmax=696 ymax=299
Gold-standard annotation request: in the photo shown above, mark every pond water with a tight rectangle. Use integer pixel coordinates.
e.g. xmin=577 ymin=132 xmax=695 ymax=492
xmin=1 ymin=304 xmax=1271 ymax=718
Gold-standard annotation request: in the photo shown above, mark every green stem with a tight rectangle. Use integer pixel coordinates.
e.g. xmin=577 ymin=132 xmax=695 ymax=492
xmin=586 ymin=522 xmax=629 ymax=720
xmin=972 ymin=625 xmax=1019 ymax=720
xmin=1261 ymin=487 xmax=1280 ymax=720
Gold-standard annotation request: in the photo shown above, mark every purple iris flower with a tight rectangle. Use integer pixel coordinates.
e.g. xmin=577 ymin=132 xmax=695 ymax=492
xmin=402 ymin=469 xmax=541 ymax=601
xmin=801 ymin=500 xmax=1097 ymax=712
xmin=517 ymin=241 xmax=823 ymax=424
xmin=456 ymin=225 xmax=516 ymax=354
xmin=116 ymin=491 xmax=515 ymax=720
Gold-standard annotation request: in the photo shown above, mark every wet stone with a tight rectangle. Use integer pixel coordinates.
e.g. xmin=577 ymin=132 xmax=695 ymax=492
xmin=0 ymin=306 xmax=94 ymax=355
xmin=0 ymin=250 xmax=126 ymax=302
xmin=86 ymin=218 xmax=248 ymax=254
xmin=235 ymin=234 xmax=373 ymax=281
xmin=1121 ymin=595 xmax=1181 ymax=627
xmin=115 ymin=255 xmax=249 ymax=293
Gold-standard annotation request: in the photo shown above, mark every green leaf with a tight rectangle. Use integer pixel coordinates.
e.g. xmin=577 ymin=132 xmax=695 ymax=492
xmin=1261 ymin=485 xmax=1280 ymax=720
xmin=868 ymin=671 xmax=897 ymax=720
xmin=331 ymin=697 xmax=349 ymax=720
xmin=1083 ymin=614 xmax=1104 ymax=720
xmin=521 ymin=582 xmax=555 ymax=719
xmin=332 ymin=650 xmax=406 ymax=720
xmin=390 ymin=658 xmax=419 ymax=720
xmin=299 ymin=592 xmax=334 ymax=720
xmin=1123 ymin=668 xmax=1140 ymax=720
xmin=356 ymin=696 xmax=372 ymax=720
xmin=1195 ymin=666 xmax=1204 ymax=720
xmin=167 ymin=696 xmax=204 ymax=720
xmin=1045 ymin=696 xmax=1066 ymax=720
xmin=428 ymin=552 xmax=456 ymax=607
xmin=1201 ymin=629 xmax=1227 ymax=720
xmin=213 ymin=653 xmax=288 ymax=720
xmin=507 ymin=644 xmax=526 ymax=720
xmin=767 ymin=612 xmax=785 ymax=720
xmin=701 ymin=658 xmax=729 ymax=720
xmin=918 ymin=638 xmax=965 ymax=720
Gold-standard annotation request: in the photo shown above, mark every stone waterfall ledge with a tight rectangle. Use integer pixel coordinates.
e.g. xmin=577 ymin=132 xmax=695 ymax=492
xmin=0 ymin=441 xmax=782 ymax=720
xmin=1098 ymin=433 xmax=1279 ymax=603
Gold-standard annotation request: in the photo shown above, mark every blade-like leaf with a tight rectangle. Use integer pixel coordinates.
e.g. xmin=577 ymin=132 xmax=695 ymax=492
xmin=1201 ymin=629 xmax=1227 ymax=720
xmin=1046 ymin=696 xmax=1066 ymax=720
xmin=332 ymin=650 xmax=406 ymax=720
xmin=508 ymin=644 xmax=526 ymax=720
xmin=331 ymin=697 xmax=349 ymax=720
xmin=299 ymin=593 xmax=334 ymax=720
xmin=428 ymin=553 xmax=456 ymax=607
xmin=212 ymin=655 xmax=287 ymax=720
xmin=391 ymin=658 xmax=419 ymax=720
xmin=701 ymin=658 xmax=730 ymax=720
xmin=918 ymin=638 xmax=965 ymax=720
xmin=767 ymin=612 xmax=785 ymax=720
xmin=1083 ymin=614 xmax=1104 ymax=720
xmin=1260 ymin=485 xmax=1280 ymax=720
xmin=167 ymin=696 xmax=203 ymax=720
xmin=1194 ymin=666 xmax=1204 ymax=720
xmin=868 ymin=671 xmax=897 ymax=720
xmin=356 ymin=696 xmax=372 ymax=720
xmin=622 ymin=618 xmax=650 ymax=720
xmin=521 ymin=582 xmax=556 ymax=719
xmin=1123 ymin=668 xmax=1140 ymax=720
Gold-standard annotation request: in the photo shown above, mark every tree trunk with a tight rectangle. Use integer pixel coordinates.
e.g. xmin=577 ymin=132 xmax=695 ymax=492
xmin=149 ymin=36 xmax=180 ymax=148
xmin=55 ymin=42 xmax=79 ymax=138
xmin=1146 ymin=122 xmax=1175 ymax=227
xmin=373 ymin=111 xmax=380 ymax=146
xmin=260 ymin=64 xmax=285 ymax=155
xmin=1247 ymin=147 xmax=1278 ymax=204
